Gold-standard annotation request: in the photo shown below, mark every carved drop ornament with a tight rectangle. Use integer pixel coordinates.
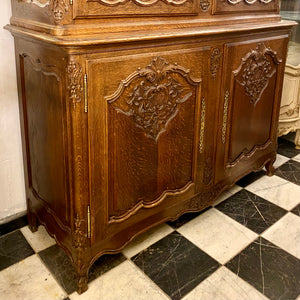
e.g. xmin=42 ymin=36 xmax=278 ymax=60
xmin=210 ymin=48 xmax=221 ymax=79
xmin=49 ymin=0 xmax=69 ymax=24
xmin=235 ymin=43 xmax=281 ymax=106
xmin=105 ymin=57 xmax=201 ymax=141
xmin=67 ymin=60 xmax=83 ymax=110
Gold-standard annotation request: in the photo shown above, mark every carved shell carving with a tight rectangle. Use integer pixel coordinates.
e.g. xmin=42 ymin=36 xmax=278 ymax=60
xmin=67 ymin=60 xmax=83 ymax=109
xmin=88 ymin=0 xmax=190 ymax=6
xmin=227 ymin=0 xmax=273 ymax=4
xmin=105 ymin=57 xmax=201 ymax=141
xmin=49 ymin=0 xmax=69 ymax=24
xmin=234 ymin=43 xmax=281 ymax=106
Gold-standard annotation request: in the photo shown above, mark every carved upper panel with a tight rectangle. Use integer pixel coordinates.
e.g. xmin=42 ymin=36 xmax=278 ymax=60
xmin=88 ymin=0 xmax=190 ymax=6
xmin=227 ymin=0 xmax=273 ymax=4
xmin=105 ymin=57 xmax=201 ymax=141
xmin=234 ymin=43 xmax=281 ymax=106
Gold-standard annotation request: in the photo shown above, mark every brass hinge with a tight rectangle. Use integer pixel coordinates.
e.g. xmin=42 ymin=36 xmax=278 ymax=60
xmin=87 ymin=205 xmax=91 ymax=238
xmin=84 ymin=74 xmax=88 ymax=113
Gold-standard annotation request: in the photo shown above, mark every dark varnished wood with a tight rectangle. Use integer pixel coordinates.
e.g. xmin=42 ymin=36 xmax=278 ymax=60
xmin=6 ymin=0 xmax=295 ymax=294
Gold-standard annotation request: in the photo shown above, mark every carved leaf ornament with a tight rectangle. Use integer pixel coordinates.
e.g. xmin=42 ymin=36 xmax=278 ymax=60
xmin=105 ymin=57 xmax=201 ymax=141
xmin=234 ymin=43 xmax=281 ymax=106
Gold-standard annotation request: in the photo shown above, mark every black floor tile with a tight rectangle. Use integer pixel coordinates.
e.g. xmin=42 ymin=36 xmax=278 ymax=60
xmin=39 ymin=244 xmax=126 ymax=294
xmin=0 ymin=230 xmax=34 ymax=271
xmin=226 ymin=237 xmax=300 ymax=300
xmin=277 ymin=137 xmax=300 ymax=158
xmin=132 ymin=231 xmax=219 ymax=300
xmin=236 ymin=171 xmax=266 ymax=188
xmin=0 ymin=215 xmax=28 ymax=236
xmin=275 ymin=160 xmax=300 ymax=186
xmin=291 ymin=203 xmax=300 ymax=217
xmin=215 ymin=189 xmax=287 ymax=234
xmin=167 ymin=207 xmax=211 ymax=229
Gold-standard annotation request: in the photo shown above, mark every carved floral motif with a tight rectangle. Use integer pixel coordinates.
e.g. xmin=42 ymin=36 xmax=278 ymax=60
xmin=105 ymin=57 xmax=201 ymax=141
xmin=235 ymin=43 xmax=281 ymax=106
xmin=203 ymin=156 xmax=213 ymax=185
xmin=49 ymin=0 xmax=69 ymax=24
xmin=67 ymin=60 xmax=83 ymax=110
xmin=89 ymin=0 xmax=190 ymax=6
xmin=210 ymin=48 xmax=221 ymax=79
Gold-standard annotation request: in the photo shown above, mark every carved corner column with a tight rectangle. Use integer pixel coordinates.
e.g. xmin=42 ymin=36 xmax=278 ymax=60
xmin=66 ymin=55 xmax=91 ymax=294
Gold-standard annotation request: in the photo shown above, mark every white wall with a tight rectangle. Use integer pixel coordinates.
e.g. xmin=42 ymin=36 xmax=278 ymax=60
xmin=0 ymin=1 xmax=26 ymax=222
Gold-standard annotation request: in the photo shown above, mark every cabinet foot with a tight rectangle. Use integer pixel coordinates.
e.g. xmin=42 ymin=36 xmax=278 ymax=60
xmin=295 ymin=130 xmax=300 ymax=150
xmin=77 ymin=274 xmax=88 ymax=294
xmin=28 ymin=211 xmax=39 ymax=233
xmin=265 ymin=160 xmax=275 ymax=177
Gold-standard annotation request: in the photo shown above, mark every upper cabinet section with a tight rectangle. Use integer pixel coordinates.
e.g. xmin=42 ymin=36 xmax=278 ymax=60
xmin=8 ymin=0 xmax=287 ymax=39
xmin=212 ymin=0 xmax=279 ymax=15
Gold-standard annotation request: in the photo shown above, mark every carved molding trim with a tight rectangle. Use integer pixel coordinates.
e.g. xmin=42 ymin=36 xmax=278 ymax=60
xmin=88 ymin=0 xmax=190 ymax=6
xmin=199 ymin=97 xmax=206 ymax=153
xmin=21 ymin=54 xmax=61 ymax=81
xmin=105 ymin=57 xmax=201 ymax=141
xmin=234 ymin=43 xmax=281 ymax=106
xmin=280 ymin=105 xmax=300 ymax=117
xmin=222 ymin=90 xmax=229 ymax=144
xmin=67 ymin=60 xmax=83 ymax=110
xmin=210 ymin=48 xmax=221 ymax=79
xmin=19 ymin=0 xmax=50 ymax=7
xmin=49 ymin=0 xmax=69 ymax=24
xmin=227 ymin=140 xmax=272 ymax=168
xmin=109 ymin=181 xmax=194 ymax=223
xmin=199 ymin=0 xmax=210 ymax=11
xmin=227 ymin=0 xmax=273 ymax=4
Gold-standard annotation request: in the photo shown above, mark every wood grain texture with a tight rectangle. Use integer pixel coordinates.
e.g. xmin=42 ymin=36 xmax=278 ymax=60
xmin=6 ymin=0 xmax=294 ymax=294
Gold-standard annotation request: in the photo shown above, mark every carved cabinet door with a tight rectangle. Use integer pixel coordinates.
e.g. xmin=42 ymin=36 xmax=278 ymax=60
xmin=86 ymin=47 xmax=208 ymax=246
xmin=216 ymin=35 xmax=289 ymax=183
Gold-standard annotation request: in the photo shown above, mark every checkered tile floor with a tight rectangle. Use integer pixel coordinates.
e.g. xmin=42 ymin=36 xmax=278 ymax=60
xmin=1 ymin=136 xmax=300 ymax=300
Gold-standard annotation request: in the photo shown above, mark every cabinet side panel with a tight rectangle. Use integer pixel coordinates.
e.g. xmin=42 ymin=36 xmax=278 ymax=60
xmin=20 ymin=54 xmax=69 ymax=225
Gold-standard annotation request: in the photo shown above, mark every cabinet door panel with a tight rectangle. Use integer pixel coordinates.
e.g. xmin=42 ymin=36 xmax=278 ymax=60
xmin=218 ymin=36 xmax=288 ymax=181
xmin=88 ymin=48 xmax=206 ymax=240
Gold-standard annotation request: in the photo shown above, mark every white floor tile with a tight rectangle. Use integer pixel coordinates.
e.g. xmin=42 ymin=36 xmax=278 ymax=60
xmin=69 ymin=261 xmax=169 ymax=300
xmin=0 ymin=255 xmax=66 ymax=300
xmin=245 ymin=175 xmax=300 ymax=210
xmin=293 ymin=154 xmax=300 ymax=163
xmin=273 ymin=154 xmax=290 ymax=169
xmin=182 ymin=266 xmax=268 ymax=300
xmin=262 ymin=212 xmax=300 ymax=259
xmin=213 ymin=185 xmax=242 ymax=207
xmin=177 ymin=208 xmax=257 ymax=264
xmin=122 ymin=223 xmax=173 ymax=258
xmin=21 ymin=225 xmax=56 ymax=252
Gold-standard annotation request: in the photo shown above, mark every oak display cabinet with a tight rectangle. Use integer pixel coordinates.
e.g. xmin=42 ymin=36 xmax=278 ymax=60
xmin=6 ymin=0 xmax=295 ymax=294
